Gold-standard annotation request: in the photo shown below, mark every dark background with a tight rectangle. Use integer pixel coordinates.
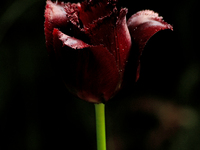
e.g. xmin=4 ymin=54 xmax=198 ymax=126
xmin=1 ymin=0 xmax=200 ymax=149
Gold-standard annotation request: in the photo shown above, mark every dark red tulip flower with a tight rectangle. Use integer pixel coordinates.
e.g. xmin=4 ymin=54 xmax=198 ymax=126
xmin=44 ymin=0 xmax=173 ymax=103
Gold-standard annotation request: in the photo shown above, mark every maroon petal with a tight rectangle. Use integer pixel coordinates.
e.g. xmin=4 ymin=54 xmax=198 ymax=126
xmin=85 ymin=8 xmax=131 ymax=74
xmin=45 ymin=1 xmax=68 ymax=52
xmin=127 ymin=10 xmax=173 ymax=81
xmin=78 ymin=0 xmax=117 ymax=28
xmin=116 ymin=9 xmax=132 ymax=72
xmin=53 ymin=29 xmax=120 ymax=103
xmin=44 ymin=0 xmax=80 ymax=53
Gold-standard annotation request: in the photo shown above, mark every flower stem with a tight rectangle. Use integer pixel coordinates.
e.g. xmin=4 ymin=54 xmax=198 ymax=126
xmin=95 ymin=103 xmax=106 ymax=150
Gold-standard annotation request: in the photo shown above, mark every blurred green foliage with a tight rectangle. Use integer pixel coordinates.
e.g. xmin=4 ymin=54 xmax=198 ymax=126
xmin=1 ymin=0 xmax=200 ymax=150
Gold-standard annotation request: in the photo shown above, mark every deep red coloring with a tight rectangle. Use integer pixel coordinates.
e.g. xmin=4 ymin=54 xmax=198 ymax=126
xmin=44 ymin=0 xmax=173 ymax=103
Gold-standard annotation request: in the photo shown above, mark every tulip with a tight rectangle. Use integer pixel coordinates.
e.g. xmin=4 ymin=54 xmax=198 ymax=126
xmin=44 ymin=0 xmax=172 ymax=104
xmin=44 ymin=0 xmax=173 ymax=150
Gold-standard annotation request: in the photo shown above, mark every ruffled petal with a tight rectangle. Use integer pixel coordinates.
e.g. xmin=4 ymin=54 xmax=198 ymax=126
xmin=85 ymin=8 xmax=131 ymax=73
xmin=53 ymin=29 xmax=120 ymax=103
xmin=44 ymin=0 xmax=80 ymax=52
xmin=78 ymin=0 xmax=117 ymax=28
xmin=127 ymin=10 xmax=173 ymax=81
xmin=44 ymin=1 xmax=68 ymax=52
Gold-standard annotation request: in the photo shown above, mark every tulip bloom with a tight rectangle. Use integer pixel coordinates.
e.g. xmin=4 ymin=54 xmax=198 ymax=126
xmin=44 ymin=0 xmax=173 ymax=103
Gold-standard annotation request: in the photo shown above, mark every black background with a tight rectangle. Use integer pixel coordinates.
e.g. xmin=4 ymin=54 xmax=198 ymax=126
xmin=1 ymin=0 xmax=200 ymax=149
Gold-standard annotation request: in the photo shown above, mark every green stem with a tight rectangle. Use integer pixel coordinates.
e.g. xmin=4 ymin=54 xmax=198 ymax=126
xmin=95 ymin=103 xmax=106 ymax=150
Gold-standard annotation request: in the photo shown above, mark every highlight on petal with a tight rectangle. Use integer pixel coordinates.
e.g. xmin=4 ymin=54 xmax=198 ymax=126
xmin=53 ymin=29 xmax=90 ymax=49
xmin=52 ymin=29 xmax=120 ymax=103
xmin=127 ymin=10 xmax=173 ymax=81
xmin=44 ymin=1 xmax=68 ymax=52
xmin=44 ymin=0 xmax=80 ymax=52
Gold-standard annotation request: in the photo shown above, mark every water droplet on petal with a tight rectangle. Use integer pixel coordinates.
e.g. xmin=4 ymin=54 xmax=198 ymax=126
xmin=133 ymin=27 xmax=137 ymax=31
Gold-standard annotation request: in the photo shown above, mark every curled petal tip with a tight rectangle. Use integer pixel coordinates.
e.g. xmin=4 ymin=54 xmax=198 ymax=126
xmin=127 ymin=9 xmax=173 ymax=48
xmin=128 ymin=10 xmax=173 ymax=33
xmin=127 ymin=10 xmax=173 ymax=82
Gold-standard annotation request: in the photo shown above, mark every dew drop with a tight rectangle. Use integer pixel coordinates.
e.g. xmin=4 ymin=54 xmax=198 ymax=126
xmin=133 ymin=27 xmax=137 ymax=31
